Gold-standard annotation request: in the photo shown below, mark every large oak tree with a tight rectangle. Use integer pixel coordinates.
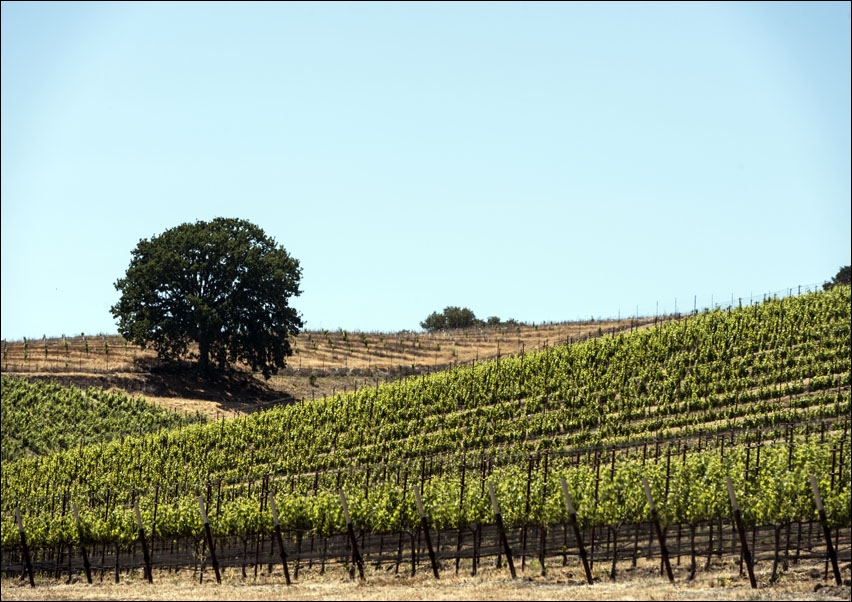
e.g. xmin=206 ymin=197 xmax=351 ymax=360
xmin=111 ymin=218 xmax=303 ymax=378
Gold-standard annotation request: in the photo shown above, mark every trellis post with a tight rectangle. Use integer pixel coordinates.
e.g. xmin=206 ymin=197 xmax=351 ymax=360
xmin=414 ymin=485 xmax=440 ymax=579
xmin=809 ymin=476 xmax=841 ymax=586
xmin=133 ymin=499 xmax=153 ymax=583
xmin=487 ymin=482 xmax=516 ymax=579
xmin=642 ymin=478 xmax=674 ymax=583
xmin=15 ymin=509 xmax=35 ymax=588
xmin=267 ymin=493 xmax=292 ymax=585
xmin=726 ymin=477 xmax=756 ymax=589
xmin=197 ymin=496 xmax=221 ymax=584
xmin=340 ymin=490 xmax=365 ymax=581
xmin=560 ymin=479 xmax=593 ymax=585
xmin=72 ymin=503 xmax=93 ymax=584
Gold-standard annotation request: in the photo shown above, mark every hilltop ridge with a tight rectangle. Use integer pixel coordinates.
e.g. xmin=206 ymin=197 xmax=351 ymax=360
xmin=0 ymin=316 xmax=658 ymax=416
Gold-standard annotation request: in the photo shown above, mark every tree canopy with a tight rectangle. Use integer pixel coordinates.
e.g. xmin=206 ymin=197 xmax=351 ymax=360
xmin=111 ymin=218 xmax=303 ymax=378
xmin=421 ymin=306 xmax=479 ymax=332
xmin=823 ymin=265 xmax=851 ymax=290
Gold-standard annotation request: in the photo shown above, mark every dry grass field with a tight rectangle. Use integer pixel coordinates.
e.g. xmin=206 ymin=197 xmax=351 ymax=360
xmin=1 ymin=557 xmax=849 ymax=601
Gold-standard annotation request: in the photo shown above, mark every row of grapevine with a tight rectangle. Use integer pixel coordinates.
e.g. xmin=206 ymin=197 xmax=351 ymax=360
xmin=3 ymin=426 xmax=848 ymax=548
xmin=0 ymin=377 xmax=206 ymax=462
xmin=2 ymin=286 xmax=849 ymax=560
xmin=3 ymin=449 xmax=848 ymax=589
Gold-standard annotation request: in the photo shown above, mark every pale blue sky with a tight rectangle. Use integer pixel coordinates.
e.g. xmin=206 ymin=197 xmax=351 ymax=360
xmin=2 ymin=1 xmax=850 ymax=341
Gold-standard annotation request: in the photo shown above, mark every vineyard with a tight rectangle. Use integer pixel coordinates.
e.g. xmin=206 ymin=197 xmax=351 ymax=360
xmin=0 ymin=317 xmax=658 ymax=410
xmin=1 ymin=285 xmax=850 ymax=594
xmin=0 ymin=378 xmax=207 ymax=462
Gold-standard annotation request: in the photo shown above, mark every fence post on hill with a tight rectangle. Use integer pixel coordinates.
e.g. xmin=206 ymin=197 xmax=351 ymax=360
xmin=560 ymin=479 xmax=593 ymax=585
xmin=197 ymin=496 xmax=221 ymax=584
xmin=809 ymin=476 xmax=842 ymax=586
xmin=488 ymin=482 xmax=517 ymax=579
xmin=72 ymin=503 xmax=93 ymax=584
xmin=414 ymin=485 xmax=440 ymax=579
xmin=643 ymin=478 xmax=674 ymax=583
xmin=726 ymin=477 xmax=757 ymax=589
xmin=133 ymin=499 xmax=153 ymax=583
xmin=15 ymin=509 xmax=35 ymax=588
xmin=339 ymin=490 xmax=365 ymax=582
xmin=267 ymin=493 xmax=292 ymax=585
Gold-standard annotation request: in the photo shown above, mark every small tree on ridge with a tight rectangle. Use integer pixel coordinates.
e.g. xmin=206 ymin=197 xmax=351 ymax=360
xmin=421 ymin=306 xmax=482 ymax=332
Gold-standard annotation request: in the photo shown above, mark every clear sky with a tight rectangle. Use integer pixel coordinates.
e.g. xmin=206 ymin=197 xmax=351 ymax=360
xmin=2 ymin=1 xmax=850 ymax=341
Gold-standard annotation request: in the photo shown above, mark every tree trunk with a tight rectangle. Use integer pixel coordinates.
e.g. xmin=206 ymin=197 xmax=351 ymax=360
xmin=198 ymin=336 xmax=210 ymax=372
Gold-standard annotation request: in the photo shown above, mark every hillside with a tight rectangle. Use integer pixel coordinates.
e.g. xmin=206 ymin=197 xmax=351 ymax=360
xmin=0 ymin=377 xmax=207 ymax=462
xmin=2 ymin=286 xmax=849 ymax=551
xmin=1 ymin=316 xmax=655 ymax=417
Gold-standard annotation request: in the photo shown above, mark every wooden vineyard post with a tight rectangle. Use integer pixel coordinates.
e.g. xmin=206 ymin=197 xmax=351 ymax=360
xmin=339 ymin=490 xmax=365 ymax=582
xmin=726 ymin=477 xmax=757 ymax=589
xmin=521 ymin=455 xmax=533 ymax=573
xmin=560 ymin=478 xmax=593 ymax=585
xmin=150 ymin=485 xmax=159 ymax=560
xmin=197 ymin=496 xmax=221 ymax=584
xmin=455 ymin=455 xmax=466 ymax=575
xmin=809 ymin=476 xmax=842 ymax=586
xmin=72 ymin=503 xmax=93 ymax=584
xmin=539 ymin=452 xmax=549 ymax=577
xmin=15 ymin=509 xmax=35 ymax=588
xmin=133 ymin=500 xmax=153 ymax=583
xmin=487 ymin=482 xmax=517 ymax=579
xmin=267 ymin=493 xmax=292 ymax=585
xmin=414 ymin=486 xmax=440 ymax=579
xmin=642 ymin=478 xmax=674 ymax=583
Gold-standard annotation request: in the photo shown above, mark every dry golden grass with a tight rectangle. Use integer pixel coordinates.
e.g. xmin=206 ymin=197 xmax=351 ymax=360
xmin=0 ymin=319 xmax=653 ymax=374
xmin=1 ymin=557 xmax=849 ymax=601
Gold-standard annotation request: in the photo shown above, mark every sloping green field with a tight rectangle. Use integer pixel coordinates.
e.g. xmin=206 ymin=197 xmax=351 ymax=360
xmin=1 ymin=378 xmax=206 ymax=462
xmin=2 ymin=286 xmax=849 ymax=546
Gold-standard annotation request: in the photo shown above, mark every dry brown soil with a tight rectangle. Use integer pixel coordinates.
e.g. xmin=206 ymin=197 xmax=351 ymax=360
xmin=1 ymin=558 xmax=849 ymax=601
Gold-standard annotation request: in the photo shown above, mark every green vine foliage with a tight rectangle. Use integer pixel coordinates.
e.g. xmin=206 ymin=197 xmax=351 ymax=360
xmin=0 ymin=377 xmax=206 ymax=462
xmin=1 ymin=286 xmax=849 ymax=548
